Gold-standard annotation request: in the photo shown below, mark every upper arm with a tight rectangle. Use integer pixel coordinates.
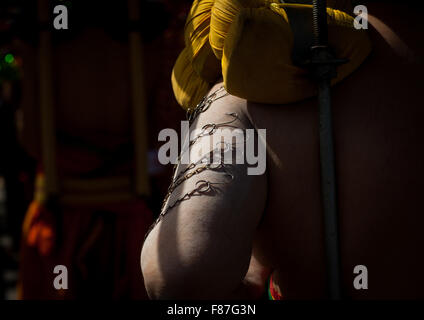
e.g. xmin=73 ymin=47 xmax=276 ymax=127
xmin=141 ymin=92 xmax=267 ymax=299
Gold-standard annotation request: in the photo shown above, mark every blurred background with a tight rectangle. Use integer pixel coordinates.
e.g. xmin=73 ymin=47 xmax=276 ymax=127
xmin=0 ymin=0 xmax=190 ymax=299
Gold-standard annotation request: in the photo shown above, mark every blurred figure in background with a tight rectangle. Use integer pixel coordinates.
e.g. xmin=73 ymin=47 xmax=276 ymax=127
xmin=0 ymin=49 xmax=36 ymax=300
xmin=0 ymin=0 xmax=190 ymax=299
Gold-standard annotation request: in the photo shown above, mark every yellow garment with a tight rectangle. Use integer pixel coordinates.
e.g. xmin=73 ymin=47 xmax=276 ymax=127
xmin=210 ymin=0 xmax=280 ymax=60
xmin=171 ymin=47 xmax=212 ymax=111
xmin=172 ymin=0 xmax=371 ymax=110
xmin=184 ymin=0 xmax=221 ymax=82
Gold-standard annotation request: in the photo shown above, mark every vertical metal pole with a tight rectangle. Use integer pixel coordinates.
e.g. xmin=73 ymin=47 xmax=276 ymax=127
xmin=318 ymin=80 xmax=342 ymax=299
xmin=312 ymin=0 xmax=342 ymax=299
xmin=128 ymin=0 xmax=150 ymax=196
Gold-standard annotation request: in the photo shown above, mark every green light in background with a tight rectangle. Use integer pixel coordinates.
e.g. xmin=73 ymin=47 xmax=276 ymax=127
xmin=5 ymin=54 xmax=14 ymax=64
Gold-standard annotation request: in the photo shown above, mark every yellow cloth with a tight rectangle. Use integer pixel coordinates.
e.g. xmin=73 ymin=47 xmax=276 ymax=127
xmin=171 ymin=47 xmax=212 ymax=111
xmin=172 ymin=0 xmax=371 ymax=110
xmin=184 ymin=0 xmax=221 ymax=83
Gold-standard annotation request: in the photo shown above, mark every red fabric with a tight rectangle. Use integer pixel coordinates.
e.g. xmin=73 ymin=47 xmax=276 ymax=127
xmin=19 ymin=199 xmax=153 ymax=299
xmin=269 ymin=274 xmax=283 ymax=300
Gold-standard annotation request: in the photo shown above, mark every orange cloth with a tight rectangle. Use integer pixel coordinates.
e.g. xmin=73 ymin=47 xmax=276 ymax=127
xmin=19 ymin=170 xmax=153 ymax=299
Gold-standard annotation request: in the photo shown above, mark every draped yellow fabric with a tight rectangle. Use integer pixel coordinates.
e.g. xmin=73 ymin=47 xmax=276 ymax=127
xmin=184 ymin=0 xmax=221 ymax=83
xmin=172 ymin=0 xmax=371 ymax=110
xmin=210 ymin=0 xmax=280 ymax=60
xmin=171 ymin=47 xmax=211 ymax=111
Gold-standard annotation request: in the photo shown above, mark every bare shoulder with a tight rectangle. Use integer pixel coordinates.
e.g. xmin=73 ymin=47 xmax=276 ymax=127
xmin=193 ymin=82 xmax=252 ymax=130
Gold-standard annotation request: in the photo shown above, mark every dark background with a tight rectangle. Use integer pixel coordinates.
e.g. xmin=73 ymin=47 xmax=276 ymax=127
xmin=0 ymin=0 xmax=190 ymax=299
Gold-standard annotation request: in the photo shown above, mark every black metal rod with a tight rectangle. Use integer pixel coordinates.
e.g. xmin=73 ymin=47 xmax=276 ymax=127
xmin=312 ymin=0 xmax=328 ymax=45
xmin=318 ymin=79 xmax=342 ymax=299
xmin=312 ymin=0 xmax=342 ymax=300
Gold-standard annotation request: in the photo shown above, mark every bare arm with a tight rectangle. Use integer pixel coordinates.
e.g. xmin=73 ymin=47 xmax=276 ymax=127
xmin=140 ymin=89 xmax=267 ymax=299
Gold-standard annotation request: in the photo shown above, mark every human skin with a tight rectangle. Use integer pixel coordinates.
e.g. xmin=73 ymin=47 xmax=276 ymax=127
xmin=141 ymin=3 xmax=424 ymax=299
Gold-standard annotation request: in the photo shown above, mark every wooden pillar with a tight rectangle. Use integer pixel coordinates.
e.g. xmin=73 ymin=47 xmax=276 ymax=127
xmin=128 ymin=0 xmax=150 ymax=196
xmin=37 ymin=0 xmax=58 ymax=196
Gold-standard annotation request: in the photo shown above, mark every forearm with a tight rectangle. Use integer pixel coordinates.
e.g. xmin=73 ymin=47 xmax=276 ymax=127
xmin=210 ymin=255 xmax=273 ymax=300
